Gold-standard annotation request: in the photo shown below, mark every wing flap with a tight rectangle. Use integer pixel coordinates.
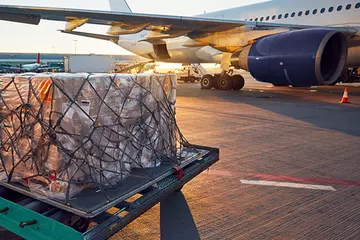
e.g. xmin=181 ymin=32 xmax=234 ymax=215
xmin=0 ymin=12 xmax=40 ymax=24
xmin=107 ymin=23 xmax=149 ymax=35
xmin=66 ymin=18 xmax=89 ymax=31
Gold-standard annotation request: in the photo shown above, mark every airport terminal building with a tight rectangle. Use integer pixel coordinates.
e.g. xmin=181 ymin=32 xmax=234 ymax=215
xmin=0 ymin=52 xmax=144 ymax=65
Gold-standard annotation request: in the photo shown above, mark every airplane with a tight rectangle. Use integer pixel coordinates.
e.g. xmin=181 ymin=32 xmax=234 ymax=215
xmin=20 ymin=53 xmax=49 ymax=72
xmin=0 ymin=0 xmax=359 ymax=90
xmin=0 ymin=64 xmax=21 ymax=73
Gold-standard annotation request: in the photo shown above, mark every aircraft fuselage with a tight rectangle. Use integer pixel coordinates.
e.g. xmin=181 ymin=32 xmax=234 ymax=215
xmin=117 ymin=0 xmax=360 ymax=67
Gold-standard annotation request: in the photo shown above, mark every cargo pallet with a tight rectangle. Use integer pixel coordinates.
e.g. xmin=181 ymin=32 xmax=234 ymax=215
xmin=0 ymin=145 xmax=219 ymax=240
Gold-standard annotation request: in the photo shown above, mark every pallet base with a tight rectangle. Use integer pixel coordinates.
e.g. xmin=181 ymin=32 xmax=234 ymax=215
xmin=0 ymin=145 xmax=219 ymax=240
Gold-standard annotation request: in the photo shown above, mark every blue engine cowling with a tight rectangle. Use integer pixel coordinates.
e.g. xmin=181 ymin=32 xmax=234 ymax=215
xmin=231 ymin=29 xmax=348 ymax=86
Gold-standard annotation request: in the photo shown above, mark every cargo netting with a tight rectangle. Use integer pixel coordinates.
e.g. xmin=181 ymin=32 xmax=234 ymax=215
xmin=0 ymin=73 xmax=194 ymax=203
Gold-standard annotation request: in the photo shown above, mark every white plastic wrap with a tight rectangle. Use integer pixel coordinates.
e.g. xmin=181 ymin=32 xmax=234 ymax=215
xmin=0 ymin=73 xmax=178 ymax=200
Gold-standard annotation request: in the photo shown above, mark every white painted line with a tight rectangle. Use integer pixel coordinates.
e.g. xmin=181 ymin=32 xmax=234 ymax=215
xmin=240 ymin=180 xmax=337 ymax=191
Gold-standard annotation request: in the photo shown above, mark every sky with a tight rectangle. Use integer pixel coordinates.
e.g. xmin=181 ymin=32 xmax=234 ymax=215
xmin=0 ymin=0 xmax=265 ymax=54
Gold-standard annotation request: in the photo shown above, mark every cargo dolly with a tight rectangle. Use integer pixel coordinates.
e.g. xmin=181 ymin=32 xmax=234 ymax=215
xmin=0 ymin=145 xmax=219 ymax=240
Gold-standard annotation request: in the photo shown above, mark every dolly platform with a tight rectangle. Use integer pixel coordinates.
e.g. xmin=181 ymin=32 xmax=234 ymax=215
xmin=0 ymin=145 xmax=219 ymax=240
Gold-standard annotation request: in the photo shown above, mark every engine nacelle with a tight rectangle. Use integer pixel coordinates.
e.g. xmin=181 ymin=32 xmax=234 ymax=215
xmin=231 ymin=29 xmax=348 ymax=86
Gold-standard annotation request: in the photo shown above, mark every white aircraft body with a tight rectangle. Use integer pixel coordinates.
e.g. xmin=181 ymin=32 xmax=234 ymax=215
xmin=20 ymin=53 xmax=48 ymax=72
xmin=0 ymin=0 xmax=360 ymax=89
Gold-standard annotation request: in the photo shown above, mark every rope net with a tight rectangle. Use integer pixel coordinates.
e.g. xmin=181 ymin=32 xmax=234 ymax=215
xmin=0 ymin=73 xmax=190 ymax=202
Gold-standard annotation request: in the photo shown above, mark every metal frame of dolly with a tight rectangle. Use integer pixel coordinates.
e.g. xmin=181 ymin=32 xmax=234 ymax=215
xmin=0 ymin=145 xmax=219 ymax=240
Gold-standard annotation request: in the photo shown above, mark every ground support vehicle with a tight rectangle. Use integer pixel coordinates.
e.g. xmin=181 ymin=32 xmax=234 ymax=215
xmin=177 ymin=64 xmax=206 ymax=83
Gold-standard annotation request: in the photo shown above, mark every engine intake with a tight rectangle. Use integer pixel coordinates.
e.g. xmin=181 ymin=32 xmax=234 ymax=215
xmin=231 ymin=29 xmax=348 ymax=86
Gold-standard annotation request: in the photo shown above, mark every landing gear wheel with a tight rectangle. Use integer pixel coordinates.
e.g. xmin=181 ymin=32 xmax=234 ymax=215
xmin=232 ymin=75 xmax=245 ymax=90
xmin=338 ymin=69 xmax=349 ymax=84
xmin=201 ymin=75 xmax=215 ymax=89
xmin=217 ymin=75 xmax=233 ymax=90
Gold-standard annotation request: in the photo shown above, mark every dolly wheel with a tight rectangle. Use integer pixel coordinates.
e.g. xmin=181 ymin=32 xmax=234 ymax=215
xmin=72 ymin=218 xmax=91 ymax=233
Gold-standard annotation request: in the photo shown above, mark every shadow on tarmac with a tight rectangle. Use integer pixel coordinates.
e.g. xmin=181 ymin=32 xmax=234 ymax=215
xmin=178 ymin=84 xmax=360 ymax=137
xmin=160 ymin=191 xmax=200 ymax=240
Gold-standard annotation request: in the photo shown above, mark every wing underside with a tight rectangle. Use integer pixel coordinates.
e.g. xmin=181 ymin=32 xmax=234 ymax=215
xmin=0 ymin=5 xmax=245 ymax=32
xmin=0 ymin=5 xmax=357 ymax=48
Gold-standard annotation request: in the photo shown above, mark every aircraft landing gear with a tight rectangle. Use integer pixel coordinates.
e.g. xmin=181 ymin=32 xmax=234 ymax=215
xmin=201 ymin=71 xmax=245 ymax=91
xmin=200 ymin=74 xmax=215 ymax=89
xmin=336 ymin=68 xmax=360 ymax=84
xmin=217 ymin=74 xmax=233 ymax=90
xmin=232 ymin=75 xmax=245 ymax=90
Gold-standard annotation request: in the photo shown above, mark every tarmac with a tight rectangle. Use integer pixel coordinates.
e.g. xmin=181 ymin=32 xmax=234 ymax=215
xmin=113 ymin=72 xmax=360 ymax=240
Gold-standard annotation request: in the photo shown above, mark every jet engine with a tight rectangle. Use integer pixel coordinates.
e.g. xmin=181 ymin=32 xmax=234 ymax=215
xmin=230 ymin=29 xmax=348 ymax=86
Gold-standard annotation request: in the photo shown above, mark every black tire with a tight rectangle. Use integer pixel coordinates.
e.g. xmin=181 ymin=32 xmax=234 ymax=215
xmin=217 ymin=75 xmax=233 ymax=90
xmin=201 ymin=75 xmax=215 ymax=89
xmin=232 ymin=75 xmax=245 ymax=90
xmin=190 ymin=77 xmax=196 ymax=83
xmin=338 ymin=69 xmax=350 ymax=83
xmin=72 ymin=218 xmax=91 ymax=233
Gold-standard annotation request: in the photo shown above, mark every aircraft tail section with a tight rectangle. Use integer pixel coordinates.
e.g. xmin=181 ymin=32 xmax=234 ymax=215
xmin=36 ymin=53 xmax=41 ymax=64
xmin=108 ymin=0 xmax=132 ymax=13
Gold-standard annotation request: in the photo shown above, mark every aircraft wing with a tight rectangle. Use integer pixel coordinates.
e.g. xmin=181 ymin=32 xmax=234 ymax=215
xmin=0 ymin=5 xmax=243 ymax=32
xmin=0 ymin=5 xmax=357 ymax=35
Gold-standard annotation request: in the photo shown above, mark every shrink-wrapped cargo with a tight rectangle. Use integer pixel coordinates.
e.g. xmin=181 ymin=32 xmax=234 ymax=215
xmin=0 ymin=73 xmax=178 ymax=200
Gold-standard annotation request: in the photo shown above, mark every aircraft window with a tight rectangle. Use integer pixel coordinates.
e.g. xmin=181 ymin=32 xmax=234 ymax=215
xmin=255 ymin=18 xmax=258 ymax=21
xmin=356 ymin=3 xmax=360 ymax=9
xmin=313 ymin=9 xmax=317 ymax=14
xmin=305 ymin=10 xmax=310 ymax=15
xmin=278 ymin=14 xmax=282 ymax=19
xmin=266 ymin=16 xmax=270 ymax=21
xmin=329 ymin=7 xmax=334 ymax=12
xmin=346 ymin=4 xmax=352 ymax=10
xmin=284 ymin=13 xmax=289 ymax=18
xmin=272 ymin=15 xmax=276 ymax=20
xmin=298 ymin=11 xmax=303 ymax=17
xmin=337 ymin=5 xmax=342 ymax=11
xmin=320 ymin=8 xmax=326 ymax=13
xmin=291 ymin=12 xmax=296 ymax=17
xmin=260 ymin=17 xmax=264 ymax=21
